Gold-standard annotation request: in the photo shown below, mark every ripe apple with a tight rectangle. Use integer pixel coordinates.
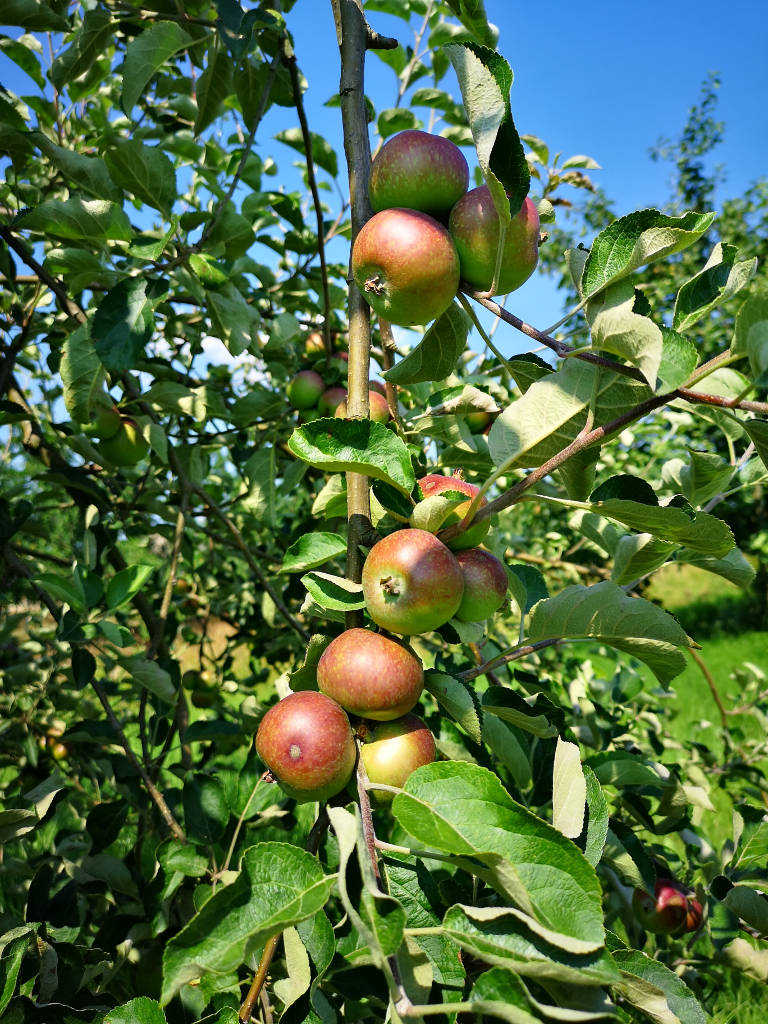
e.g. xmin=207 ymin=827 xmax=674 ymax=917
xmin=351 ymin=208 xmax=460 ymax=326
xmin=362 ymin=528 xmax=464 ymax=634
xmin=682 ymin=897 xmax=703 ymax=933
xmin=449 ymin=187 xmax=539 ymax=295
xmin=99 ymin=416 xmax=150 ymax=466
xmin=288 ymin=369 xmax=325 ymax=410
xmin=455 ymin=548 xmax=508 ymax=622
xmin=632 ymin=880 xmax=688 ymax=934
xmin=369 ymin=130 xmax=469 ymax=218
xmin=335 ymin=389 xmax=389 ymax=423
xmin=318 ymin=628 xmax=423 ymax=720
xmin=417 ymin=473 xmax=490 ymax=550
xmin=360 ymin=713 xmax=436 ymax=799
xmin=255 ymin=690 xmax=356 ymax=803
xmin=318 ymin=386 xmax=348 ymax=417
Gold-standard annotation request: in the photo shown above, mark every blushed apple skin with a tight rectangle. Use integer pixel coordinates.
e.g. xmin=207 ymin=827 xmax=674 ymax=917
xmin=418 ymin=474 xmax=490 ymax=550
xmin=335 ymin=390 xmax=390 ymax=423
xmin=362 ymin=528 xmax=464 ymax=635
xmin=352 ymin=208 xmax=459 ymax=327
xmin=455 ymin=548 xmax=508 ymax=622
xmin=317 ymin=628 xmax=423 ymax=720
xmin=370 ymin=130 xmax=469 ymax=217
xmin=449 ymin=187 xmax=539 ymax=296
xmin=632 ymin=880 xmax=688 ymax=935
xmin=99 ymin=417 xmax=150 ymax=466
xmin=318 ymin=386 xmax=348 ymax=417
xmin=288 ymin=369 xmax=325 ymax=410
xmin=465 ymin=410 xmax=492 ymax=433
xmin=256 ymin=690 xmax=356 ymax=803
xmin=360 ymin=713 xmax=436 ymax=800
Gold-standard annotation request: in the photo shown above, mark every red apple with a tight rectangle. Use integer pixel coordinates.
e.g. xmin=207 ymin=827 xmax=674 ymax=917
xmin=288 ymin=369 xmax=324 ymax=410
xmin=318 ymin=386 xmax=348 ymax=417
xmin=449 ymin=187 xmax=539 ymax=295
xmin=417 ymin=473 xmax=490 ymax=550
xmin=369 ymin=130 xmax=469 ymax=217
xmin=335 ymin=389 xmax=389 ymax=423
xmin=255 ymin=690 xmax=356 ymax=803
xmin=455 ymin=548 xmax=508 ymax=622
xmin=317 ymin=628 xmax=423 ymax=720
xmin=362 ymin=528 xmax=464 ymax=634
xmin=360 ymin=713 xmax=436 ymax=799
xmin=352 ymin=208 xmax=460 ymax=327
xmin=632 ymin=880 xmax=688 ymax=935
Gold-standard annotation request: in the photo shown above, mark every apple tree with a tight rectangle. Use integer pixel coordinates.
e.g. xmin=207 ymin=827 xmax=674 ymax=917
xmin=1 ymin=1 xmax=768 ymax=1022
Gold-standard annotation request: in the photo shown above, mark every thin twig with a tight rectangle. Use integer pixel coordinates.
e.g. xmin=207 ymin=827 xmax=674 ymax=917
xmin=238 ymin=934 xmax=280 ymax=1024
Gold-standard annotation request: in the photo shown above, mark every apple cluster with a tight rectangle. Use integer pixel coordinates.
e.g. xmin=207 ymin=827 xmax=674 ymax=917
xmin=287 ymin=330 xmax=390 ymax=423
xmin=632 ymin=879 xmax=704 ymax=935
xmin=352 ymin=129 xmax=540 ymax=327
xmin=93 ymin=404 xmax=150 ymax=467
xmin=256 ymin=470 xmax=509 ymax=805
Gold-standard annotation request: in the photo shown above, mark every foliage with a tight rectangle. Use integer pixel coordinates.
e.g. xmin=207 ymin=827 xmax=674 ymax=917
xmin=1 ymin=2 xmax=768 ymax=1023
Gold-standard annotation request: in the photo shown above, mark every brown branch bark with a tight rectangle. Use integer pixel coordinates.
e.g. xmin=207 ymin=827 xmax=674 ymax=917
xmin=460 ymin=637 xmax=562 ymax=681
xmin=238 ymin=934 xmax=280 ymax=1024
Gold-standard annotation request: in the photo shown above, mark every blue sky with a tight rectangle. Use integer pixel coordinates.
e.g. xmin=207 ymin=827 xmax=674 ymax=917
xmin=2 ymin=0 xmax=767 ymax=359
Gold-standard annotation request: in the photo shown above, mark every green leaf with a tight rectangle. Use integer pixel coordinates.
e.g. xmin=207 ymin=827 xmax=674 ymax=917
xmin=105 ymin=997 xmax=167 ymax=1024
xmin=507 ymin=563 xmax=548 ymax=618
xmin=1 ymin=34 xmax=45 ymax=88
xmin=208 ymin=283 xmax=260 ymax=355
xmin=105 ymin=139 xmax=177 ymax=215
xmin=160 ymin=843 xmax=334 ymax=1003
xmin=586 ymin=279 xmax=663 ymax=385
xmin=383 ymin=302 xmax=471 ymax=385
xmin=0 ymin=1 xmax=68 ymax=31
xmin=658 ymin=327 xmax=698 ymax=389
xmin=243 ymin=445 xmax=276 ymax=525
xmin=289 ymin=633 xmax=332 ymax=692
xmin=301 ymin=571 xmax=365 ymax=612
xmin=60 ymin=324 xmax=105 ymax=424
xmin=377 ymin=106 xmax=417 ymax=138
xmin=30 ymin=132 xmax=121 ymax=201
xmin=392 ymin=761 xmax=604 ymax=954
xmin=445 ymin=43 xmax=529 ymax=217
xmin=673 ymin=242 xmax=757 ymax=332
xmin=662 ymin=450 xmax=734 ymax=505
xmin=19 ymin=197 xmax=132 ymax=241
xmin=722 ymin=885 xmax=768 ymax=937
xmin=589 ymin=492 xmax=734 ymax=557
xmin=582 ymin=209 xmax=716 ymax=299
xmin=50 ymin=7 xmax=113 ymax=90
xmin=528 ymin=581 xmax=693 ymax=684
xmin=0 ymin=927 xmax=36 ymax=1015
xmin=611 ymin=948 xmax=707 ymax=1024
xmin=583 ymin=766 xmax=609 ymax=868
xmin=552 ymin=738 xmax=586 ymax=840
xmin=121 ymin=21 xmax=193 ymax=115
xmin=481 ymin=687 xmax=556 ymax=738
xmin=229 ymin=385 xmax=284 ymax=424
xmin=288 ymin=418 xmax=415 ymax=495
xmin=92 ymin=278 xmax=155 ymax=372
xmin=106 ymin=564 xmax=154 ymax=610
xmin=273 ymin=926 xmax=311 ymax=1013
xmin=676 ymin=547 xmax=756 ymax=590
xmin=183 ymin=774 xmax=228 ymax=845
xmin=195 ymin=42 xmax=233 ymax=135
xmin=35 ymin=570 xmax=83 ymax=611
xmin=732 ymin=289 xmax=768 ymax=383
xmin=444 ymin=0 xmax=497 ymax=46
xmin=586 ymin=751 xmax=666 ymax=788
xmin=424 ymin=670 xmax=482 ymax=743
xmin=441 ymin=905 xmax=619 ymax=987
xmin=610 ymin=532 xmax=676 ymax=585
xmin=282 ymin=532 xmax=346 ymax=573
xmin=122 ymin=655 xmax=176 ymax=704
xmin=743 ymin=419 xmax=768 ymax=471
xmin=275 ymin=127 xmax=338 ymax=178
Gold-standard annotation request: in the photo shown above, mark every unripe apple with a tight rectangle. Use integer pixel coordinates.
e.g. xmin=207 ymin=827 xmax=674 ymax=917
xmin=99 ymin=416 xmax=150 ymax=466
xmin=449 ymin=187 xmax=539 ymax=296
xmin=318 ymin=386 xmax=347 ymax=417
xmin=352 ymin=208 xmax=460 ymax=327
xmin=362 ymin=528 xmax=464 ymax=634
xmin=464 ymin=410 xmax=493 ymax=433
xmin=95 ymin=404 xmax=122 ymax=439
xmin=455 ymin=548 xmax=508 ymax=622
xmin=255 ymin=690 xmax=356 ymax=803
xmin=369 ymin=130 xmax=469 ymax=217
xmin=335 ymin=390 xmax=389 ymax=423
xmin=417 ymin=474 xmax=490 ymax=550
xmin=632 ymin=881 xmax=687 ymax=934
xmin=360 ymin=713 xmax=436 ymax=799
xmin=288 ymin=369 xmax=324 ymax=410
xmin=317 ymin=628 xmax=423 ymax=720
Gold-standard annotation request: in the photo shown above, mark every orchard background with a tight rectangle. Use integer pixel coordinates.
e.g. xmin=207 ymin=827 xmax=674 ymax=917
xmin=1 ymin=1 xmax=768 ymax=1023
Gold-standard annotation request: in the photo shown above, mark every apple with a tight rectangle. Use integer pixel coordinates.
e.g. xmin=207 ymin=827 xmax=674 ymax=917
xmin=288 ymin=369 xmax=325 ymax=410
xmin=682 ymin=897 xmax=703 ymax=933
xmin=335 ymin=389 xmax=389 ymax=423
xmin=318 ymin=386 xmax=348 ymax=417
xmin=449 ymin=187 xmax=539 ymax=295
xmin=95 ymin=404 xmax=122 ymax=439
xmin=464 ymin=410 xmax=493 ymax=434
xmin=304 ymin=331 xmax=325 ymax=357
xmin=455 ymin=548 xmax=508 ymax=622
xmin=632 ymin=880 xmax=688 ymax=935
xmin=362 ymin=528 xmax=464 ymax=634
xmin=369 ymin=130 xmax=469 ymax=217
xmin=360 ymin=713 xmax=436 ymax=799
xmin=99 ymin=416 xmax=150 ymax=466
xmin=318 ymin=628 xmax=423 ymax=720
xmin=351 ymin=208 xmax=460 ymax=327
xmin=255 ymin=690 xmax=356 ymax=803
xmin=370 ymin=381 xmax=387 ymax=396
xmin=417 ymin=473 xmax=490 ymax=550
